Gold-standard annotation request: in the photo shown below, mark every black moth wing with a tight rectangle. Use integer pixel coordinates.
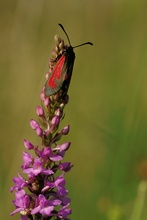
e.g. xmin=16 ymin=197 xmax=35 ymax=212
xmin=45 ymin=46 xmax=75 ymax=96
xmin=60 ymin=46 xmax=75 ymax=95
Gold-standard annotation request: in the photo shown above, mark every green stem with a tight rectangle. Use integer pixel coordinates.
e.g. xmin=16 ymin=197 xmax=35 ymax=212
xmin=130 ymin=180 xmax=147 ymax=220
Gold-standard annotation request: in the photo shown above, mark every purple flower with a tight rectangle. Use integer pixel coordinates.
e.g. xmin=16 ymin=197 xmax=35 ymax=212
xmin=31 ymin=195 xmax=54 ymax=215
xmin=22 ymin=157 xmax=54 ymax=177
xmin=10 ymin=189 xmax=31 ymax=216
xmin=53 ymin=142 xmax=71 ymax=152
xmin=31 ymin=194 xmax=61 ymax=216
xmin=11 ymin=173 xmax=28 ymax=192
xmin=11 ymin=33 xmax=73 ymax=220
xmin=36 ymin=146 xmax=63 ymax=162
xmin=55 ymin=175 xmax=68 ymax=197
xmin=58 ymin=206 xmax=72 ymax=219
xmin=22 ymin=152 xmax=33 ymax=168
xmin=59 ymin=162 xmax=73 ymax=172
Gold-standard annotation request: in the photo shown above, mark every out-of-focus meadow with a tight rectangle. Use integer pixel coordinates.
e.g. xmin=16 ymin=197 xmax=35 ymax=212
xmin=1 ymin=0 xmax=147 ymax=219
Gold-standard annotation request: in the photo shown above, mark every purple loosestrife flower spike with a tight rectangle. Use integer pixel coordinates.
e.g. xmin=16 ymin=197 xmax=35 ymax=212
xmin=11 ymin=34 xmax=73 ymax=220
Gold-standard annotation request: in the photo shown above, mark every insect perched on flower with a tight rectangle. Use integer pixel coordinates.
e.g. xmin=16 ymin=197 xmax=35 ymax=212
xmin=45 ymin=23 xmax=93 ymax=96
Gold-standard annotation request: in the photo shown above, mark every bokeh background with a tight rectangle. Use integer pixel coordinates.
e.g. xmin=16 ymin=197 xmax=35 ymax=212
xmin=1 ymin=0 xmax=147 ymax=219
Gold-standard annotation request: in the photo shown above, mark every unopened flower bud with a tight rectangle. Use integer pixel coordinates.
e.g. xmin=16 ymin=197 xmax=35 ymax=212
xmin=36 ymin=106 xmax=44 ymax=117
xmin=54 ymin=35 xmax=61 ymax=45
xmin=55 ymin=108 xmax=62 ymax=117
xmin=36 ymin=127 xmax=43 ymax=137
xmin=59 ymin=40 xmax=64 ymax=50
xmin=59 ymin=142 xmax=71 ymax=151
xmin=30 ymin=120 xmax=39 ymax=130
xmin=40 ymin=91 xmax=45 ymax=101
xmin=44 ymin=97 xmax=50 ymax=106
xmin=24 ymin=139 xmax=34 ymax=150
xmin=51 ymin=116 xmax=60 ymax=126
xmin=55 ymin=45 xmax=59 ymax=54
xmin=61 ymin=125 xmax=70 ymax=135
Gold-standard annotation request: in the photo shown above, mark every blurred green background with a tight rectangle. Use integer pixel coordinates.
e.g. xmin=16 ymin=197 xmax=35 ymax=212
xmin=1 ymin=0 xmax=147 ymax=219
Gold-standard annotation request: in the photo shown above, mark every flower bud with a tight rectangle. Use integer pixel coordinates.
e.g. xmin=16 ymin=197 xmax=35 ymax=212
xmin=36 ymin=127 xmax=43 ymax=137
xmin=54 ymin=35 xmax=61 ymax=44
xmin=51 ymin=116 xmax=60 ymax=126
xmin=36 ymin=106 xmax=44 ymax=117
xmin=55 ymin=108 xmax=62 ymax=117
xmin=40 ymin=91 xmax=45 ymax=101
xmin=44 ymin=97 xmax=50 ymax=106
xmin=61 ymin=125 xmax=70 ymax=135
xmin=24 ymin=139 xmax=34 ymax=150
xmin=59 ymin=162 xmax=73 ymax=172
xmin=30 ymin=119 xmax=39 ymax=130
xmin=59 ymin=142 xmax=71 ymax=151
xmin=59 ymin=40 xmax=64 ymax=50
xmin=55 ymin=45 xmax=59 ymax=54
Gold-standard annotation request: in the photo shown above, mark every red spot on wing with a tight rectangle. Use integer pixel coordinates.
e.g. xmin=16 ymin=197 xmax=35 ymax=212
xmin=48 ymin=55 xmax=66 ymax=89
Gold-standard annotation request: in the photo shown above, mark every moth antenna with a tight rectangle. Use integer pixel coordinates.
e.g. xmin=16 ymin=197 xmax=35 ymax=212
xmin=58 ymin=23 xmax=93 ymax=48
xmin=73 ymin=42 xmax=93 ymax=48
xmin=58 ymin=23 xmax=71 ymax=46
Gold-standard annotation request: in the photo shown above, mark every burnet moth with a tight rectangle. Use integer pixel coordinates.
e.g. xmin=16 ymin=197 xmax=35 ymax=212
xmin=45 ymin=24 xmax=93 ymax=96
